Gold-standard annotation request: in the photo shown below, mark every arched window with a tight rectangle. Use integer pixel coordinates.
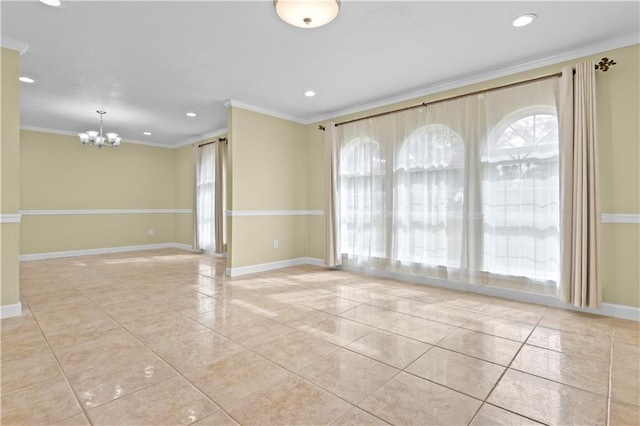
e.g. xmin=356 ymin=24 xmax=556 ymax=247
xmin=395 ymin=124 xmax=465 ymax=267
xmin=482 ymin=109 xmax=560 ymax=283
xmin=339 ymin=137 xmax=386 ymax=258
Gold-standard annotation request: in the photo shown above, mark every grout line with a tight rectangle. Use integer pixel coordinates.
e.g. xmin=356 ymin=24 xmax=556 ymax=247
xmin=21 ymin=293 xmax=96 ymax=425
xmin=467 ymin=310 xmax=547 ymax=425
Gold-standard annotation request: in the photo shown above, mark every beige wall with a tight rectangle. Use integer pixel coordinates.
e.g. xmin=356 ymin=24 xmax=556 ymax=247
xmin=20 ymin=130 xmax=180 ymax=254
xmin=306 ymin=44 xmax=640 ymax=308
xmin=174 ymin=144 xmax=193 ymax=246
xmin=1 ymin=47 xmax=21 ymax=308
xmin=227 ymin=107 xmax=309 ymax=268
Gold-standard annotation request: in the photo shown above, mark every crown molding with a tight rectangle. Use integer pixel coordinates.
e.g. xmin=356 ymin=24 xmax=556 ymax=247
xmin=224 ymin=98 xmax=306 ymax=124
xmin=174 ymin=127 xmax=228 ymax=148
xmin=20 ymin=125 xmax=174 ymax=149
xmin=1 ymin=37 xmax=29 ymax=55
xmin=306 ymin=32 xmax=640 ymax=125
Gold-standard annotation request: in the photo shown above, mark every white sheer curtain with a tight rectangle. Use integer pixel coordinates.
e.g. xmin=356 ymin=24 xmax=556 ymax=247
xmin=334 ymin=77 xmax=562 ymax=294
xmin=196 ymin=144 xmax=216 ymax=253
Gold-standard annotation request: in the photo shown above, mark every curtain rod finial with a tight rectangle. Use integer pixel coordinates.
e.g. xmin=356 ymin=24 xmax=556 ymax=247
xmin=595 ymin=57 xmax=616 ymax=72
xmin=318 ymin=125 xmax=326 ymax=131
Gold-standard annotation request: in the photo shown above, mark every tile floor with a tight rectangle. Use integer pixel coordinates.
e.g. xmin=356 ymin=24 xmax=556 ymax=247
xmin=1 ymin=249 xmax=639 ymax=425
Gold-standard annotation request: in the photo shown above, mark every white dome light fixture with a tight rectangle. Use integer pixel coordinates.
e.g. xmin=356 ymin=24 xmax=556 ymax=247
xmin=274 ymin=0 xmax=340 ymax=29
xmin=40 ymin=0 xmax=62 ymax=7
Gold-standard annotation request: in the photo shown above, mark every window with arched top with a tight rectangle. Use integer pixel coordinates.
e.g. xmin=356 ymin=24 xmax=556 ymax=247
xmin=482 ymin=108 xmax=560 ymax=283
xmin=395 ymin=124 xmax=465 ymax=267
xmin=339 ymin=137 xmax=386 ymax=258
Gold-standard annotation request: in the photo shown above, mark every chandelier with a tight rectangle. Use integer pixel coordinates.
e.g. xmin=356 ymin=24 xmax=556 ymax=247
xmin=274 ymin=0 xmax=340 ymax=28
xmin=78 ymin=110 xmax=122 ymax=148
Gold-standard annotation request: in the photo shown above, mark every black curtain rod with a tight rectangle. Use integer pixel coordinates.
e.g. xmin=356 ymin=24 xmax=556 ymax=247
xmin=317 ymin=57 xmax=616 ymax=130
xmin=198 ymin=137 xmax=227 ymax=147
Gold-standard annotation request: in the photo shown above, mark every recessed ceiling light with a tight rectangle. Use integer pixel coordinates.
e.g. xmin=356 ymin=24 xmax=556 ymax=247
xmin=304 ymin=90 xmax=316 ymax=97
xmin=40 ymin=0 xmax=62 ymax=7
xmin=19 ymin=76 xmax=35 ymax=83
xmin=143 ymin=132 xmax=152 ymax=136
xmin=511 ymin=13 xmax=537 ymax=27
xmin=186 ymin=112 xmax=197 ymax=117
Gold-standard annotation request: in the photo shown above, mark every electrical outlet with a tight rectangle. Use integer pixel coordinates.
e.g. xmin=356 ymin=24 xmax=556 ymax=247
xmin=273 ymin=239 xmax=279 ymax=249
xmin=147 ymin=229 xmax=154 ymax=236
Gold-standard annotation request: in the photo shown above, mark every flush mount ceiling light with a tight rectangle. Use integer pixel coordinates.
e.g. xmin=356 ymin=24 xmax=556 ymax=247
xmin=143 ymin=131 xmax=152 ymax=136
xmin=274 ymin=0 xmax=340 ymax=28
xmin=40 ymin=0 xmax=62 ymax=7
xmin=19 ymin=76 xmax=35 ymax=83
xmin=78 ymin=110 xmax=122 ymax=149
xmin=186 ymin=112 xmax=197 ymax=117
xmin=511 ymin=13 xmax=537 ymax=27
xmin=304 ymin=90 xmax=316 ymax=97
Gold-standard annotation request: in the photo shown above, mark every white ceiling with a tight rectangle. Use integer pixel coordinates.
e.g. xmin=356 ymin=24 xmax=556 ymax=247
xmin=2 ymin=1 xmax=639 ymax=147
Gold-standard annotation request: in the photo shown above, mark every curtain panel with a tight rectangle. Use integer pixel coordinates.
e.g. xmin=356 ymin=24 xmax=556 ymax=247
xmin=332 ymin=78 xmax=563 ymax=295
xmin=558 ymin=62 xmax=602 ymax=308
xmin=194 ymin=142 xmax=226 ymax=255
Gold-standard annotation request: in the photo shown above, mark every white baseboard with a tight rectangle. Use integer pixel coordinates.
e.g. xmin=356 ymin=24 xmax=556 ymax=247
xmin=225 ymin=257 xmax=325 ymax=277
xmin=339 ymin=265 xmax=640 ymax=322
xmin=0 ymin=302 xmax=22 ymax=319
xmin=19 ymin=243 xmax=195 ymax=261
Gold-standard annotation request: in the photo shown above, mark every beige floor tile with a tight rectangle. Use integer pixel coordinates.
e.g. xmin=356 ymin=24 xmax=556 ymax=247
xmin=438 ymin=328 xmax=522 ymax=366
xmin=299 ymin=348 xmax=399 ymax=404
xmin=87 ymin=376 xmax=217 ymax=425
xmin=52 ymin=328 xmax=149 ymax=375
xmin=526 ymin=325 xmax=611 ymax=356
xmin=0 ymin=313 xmax=42 ymax=342
xmin=252 ymin=330 xmax=339 ymax=370
xmin=470 ymin=404 xmax=543 ymax=425
xmin=609 ymin=400 xmax=640 ymax=426
xmin=462 ymin=314 xmax=534 ymax=342
xmin=269 ymin=304 xmax=334 ymax=328
xmin=539 ymin=308 xmax=612 ymax=337
xmin=301 ymin=296 xmax=363 ymax=314
xmin=217 ymin=317 xmax=295 ymax=348
xmin=331 ymin=407 xmax=390 ymax=425
xmin=407 ymin=347 xmax=505 ymax=399
xmin=32 ymin=305 xmax=112 ymax=334
xmin=300 ymin=316 xmax=375 ymax=346
xmin=331 ymin=407 xmax=389 ymax=426
xmin=1 ymin=351 xmax=64 ymax=394
xmin=68 ymin=348 xmax=177 ymax=408
xmin=379 ymin=315 xmax=457 ymax=344
xmin=223 ymin=375 xmax=352 ymax=425
xmin=187 ymin=349 xmax=290 ymax=408
xmin=339 ymin=304 xmax=406 ymax=328
xmin=487 ymin=369 xmax=607 ymax=425
xmin=410 ymin=303 xmax=477 ymax=326
xmin=191 ymin=409 xmax=240 ymax=426
xmin=79 ymin=283 xmax=145 ymax=306
xmin=43 ymin=317 xmax=122 ymax=350
xmin=510 ymin=344 xmax=609 ymax=395
xmin=345 ymin=330 xmax=431 ymax=369
xmin=150 ymin=331 xmax=245 ymax=372
xmin=437 ymin=298 xmax=488 ymax=312
xmin=1 ymin=332 xmax=52 ymax=363
xmin=52 ymin=413 xmax=92 ymax=426
xmin=360 ymin=371 xmax=482 ymax=426
xmin=363 ymin=296 xmax=427 ymax=314
xmin=191 ymin=304 xmax=267 ymax=330
xmin=1 ymin=377 xmax=83 ymax=425
xmin=6 ymin=251 xmax=637 ymax=426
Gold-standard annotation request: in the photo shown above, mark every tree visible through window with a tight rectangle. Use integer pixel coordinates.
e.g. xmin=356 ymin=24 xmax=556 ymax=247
xmin=395 ymin=124 xmax=465 ymax=267
xmin=482 ymin=111 xmax=560 ymax=283
xmin=339 ymin=137 xmax=386 ymax=258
